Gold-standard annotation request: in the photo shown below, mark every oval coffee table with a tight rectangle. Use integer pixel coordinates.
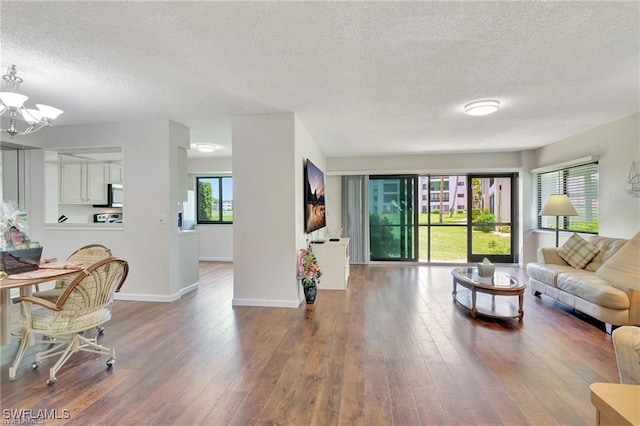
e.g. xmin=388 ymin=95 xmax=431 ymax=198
xmin=451 ymin=267 xmax=526 ymax=320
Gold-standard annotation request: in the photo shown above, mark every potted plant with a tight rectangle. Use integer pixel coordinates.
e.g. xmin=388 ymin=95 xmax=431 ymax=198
xmin=298 ymin=248 xmax=322 ymax=304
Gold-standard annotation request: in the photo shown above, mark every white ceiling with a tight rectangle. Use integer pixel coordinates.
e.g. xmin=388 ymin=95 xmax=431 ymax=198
xmin=1 ymin=1 xmax=638 ymax=158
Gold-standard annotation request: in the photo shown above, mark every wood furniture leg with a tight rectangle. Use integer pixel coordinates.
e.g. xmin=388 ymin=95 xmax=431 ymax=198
xmin=518 ymin=292 xmax=524 ymax=320
xmin=1 ymin=288 xmax=10 ymax=346
xmin=470 ymin=288 xmax=477 ymax=318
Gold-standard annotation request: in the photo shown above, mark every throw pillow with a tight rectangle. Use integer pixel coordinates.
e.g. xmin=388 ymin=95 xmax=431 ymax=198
xmin=558 ymin=233 xmax=600 ymax=269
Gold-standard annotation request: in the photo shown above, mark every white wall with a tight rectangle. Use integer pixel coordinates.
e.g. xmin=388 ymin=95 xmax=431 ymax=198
xmin=526 ymin=113 xmax=640 ymax=254
xmin=20 ymin=119 xmax=193 ymax=301
xmin=232 ymin=113 xmax=298 ymax=307
xmin=195 ymin=224 xmax=233 ymax=261
xmin=327 ymin=151 xmax=522 ymax=175
xmin=187 ymin=157 xmax=234 ymax=261
xmin=294 ymin=115 xmax=326 ymax=250
xmin=325 ymin=175 xmax=342 ymax=237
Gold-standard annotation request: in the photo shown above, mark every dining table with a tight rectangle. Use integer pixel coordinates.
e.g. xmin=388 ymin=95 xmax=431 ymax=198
xmin=0 ymin=268 xmax=82 ymax=346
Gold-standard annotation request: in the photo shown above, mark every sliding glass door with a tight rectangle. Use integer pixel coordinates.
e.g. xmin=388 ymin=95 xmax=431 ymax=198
xmin=369 ymin=176 xmax=417 ymax=261
xmin=368 ymin=173 xmax=517 ymax=263
xmin=418 ymin=175 xmax=468 ymax=262
xmin=468 ymin=175 xmax=516 ymax=263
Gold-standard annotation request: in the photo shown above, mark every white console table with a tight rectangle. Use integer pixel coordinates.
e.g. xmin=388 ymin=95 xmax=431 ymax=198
xmin=310 ymin=238 xmax=350 ymax=290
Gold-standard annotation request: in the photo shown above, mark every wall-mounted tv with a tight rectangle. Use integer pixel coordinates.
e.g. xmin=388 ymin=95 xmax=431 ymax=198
xmin=304 ymin=159 xmax=327 ymax=234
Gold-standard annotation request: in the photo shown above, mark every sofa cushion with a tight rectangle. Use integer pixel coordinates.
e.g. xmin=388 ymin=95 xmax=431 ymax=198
xmin=558 ymin=233 xmax=600 ymax=269
xmin=557 ymin=269 xmax=630 ymax=310
xmin=596 ymin=232 xmax=640 ymax=289
xmin=585 ymin=235 xmax=632 ymax=272
xmin=526 ymin=263 xmax=576 ymax=287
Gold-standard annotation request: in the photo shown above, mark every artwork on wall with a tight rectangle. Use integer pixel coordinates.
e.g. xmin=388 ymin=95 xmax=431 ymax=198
xmin=304 ymin=159 xmax=326 ymax=234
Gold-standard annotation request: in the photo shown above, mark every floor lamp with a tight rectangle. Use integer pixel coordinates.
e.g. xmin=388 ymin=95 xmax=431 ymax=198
xmin=539 ymin=194 xmax=578 ymax=247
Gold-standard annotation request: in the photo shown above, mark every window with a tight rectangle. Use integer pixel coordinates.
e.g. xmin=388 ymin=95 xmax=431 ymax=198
xmin=430 ymin=193 xmax=449 ymax=202
xmin=197 ymin=176 xmax=233 ymax=224
xmin=536 ymin=162 xmax=598 ymax=234
xmin=430 ymin=179 xmax=449 ymax=191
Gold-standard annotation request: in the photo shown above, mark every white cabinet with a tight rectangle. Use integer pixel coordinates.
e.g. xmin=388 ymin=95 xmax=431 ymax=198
xmin=108 ymin=163 xmax=123 ymax=184
xmin=59 ymin=162 xmax=108 ymax=204
xmin=310 ymin=238 xmax=350 ymax=290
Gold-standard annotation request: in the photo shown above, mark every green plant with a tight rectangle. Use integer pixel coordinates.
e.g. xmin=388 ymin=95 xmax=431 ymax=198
xmin=198 ymin=181 xmax=214 ymax=220
xmin=471 ymin=207 xmax=481 ymax=222
xmin=432 ymin=208 xmax=440 ymax=214
xmin=369 ymin=213 xmax=400 ymax=258
xmin=474 ymin=213 xmax=495 ymax=233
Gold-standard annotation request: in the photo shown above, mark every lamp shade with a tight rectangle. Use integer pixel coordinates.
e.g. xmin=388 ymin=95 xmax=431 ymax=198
xmin=539 ymin=194 xmax=578 ymax=216
xmin=596 ymin=231 xmax=640 ymax=290
xmin=0 ymin=92 xmax=28 ymax=108
xmin=36 ymin=104 xmax=63 ymax=120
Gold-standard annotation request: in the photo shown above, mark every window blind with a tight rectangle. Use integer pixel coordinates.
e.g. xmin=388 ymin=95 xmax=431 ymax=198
xmin=536 ymin=162 xmax=599 ymax=234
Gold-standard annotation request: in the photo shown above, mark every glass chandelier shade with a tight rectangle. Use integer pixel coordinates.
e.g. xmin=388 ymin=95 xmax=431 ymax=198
xmin=0 ymin=65 xmax=63 ymax=137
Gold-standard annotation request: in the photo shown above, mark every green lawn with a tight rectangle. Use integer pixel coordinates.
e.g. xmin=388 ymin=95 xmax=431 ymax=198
xmin=372 ymin=212 xmax=510 ymax=261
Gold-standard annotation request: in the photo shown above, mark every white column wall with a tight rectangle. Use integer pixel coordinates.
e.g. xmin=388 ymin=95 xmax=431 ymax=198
xmin=231 ymin=113 xmax=298 ymax=307
xmin=22 ymin=120 xmax=189 ymax=301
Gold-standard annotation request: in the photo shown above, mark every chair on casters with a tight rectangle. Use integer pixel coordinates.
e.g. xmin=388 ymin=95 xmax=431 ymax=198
xmin=33 ymin=244 xmax=113 ymax=333
xmin=9 ymin=258 xmax=129 ymax=385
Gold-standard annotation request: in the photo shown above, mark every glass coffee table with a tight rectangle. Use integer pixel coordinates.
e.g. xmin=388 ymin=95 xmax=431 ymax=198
xmin=451 ymin=267 xmax=526 ymax=320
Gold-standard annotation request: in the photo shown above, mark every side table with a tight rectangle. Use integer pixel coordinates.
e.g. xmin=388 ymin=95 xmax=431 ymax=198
xmin=590 ymin=382 xmax=640 ymax=426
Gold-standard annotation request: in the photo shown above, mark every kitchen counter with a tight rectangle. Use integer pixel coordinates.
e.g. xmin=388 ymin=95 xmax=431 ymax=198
xmin=44 ymin=223 xmax=125 ymax=231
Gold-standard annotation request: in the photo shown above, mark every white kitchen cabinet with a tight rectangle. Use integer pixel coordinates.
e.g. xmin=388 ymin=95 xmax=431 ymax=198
xmin=310 ymin=238 xmax=350 ymax=290
xmin=108 ymin=163 xmax=123 ymax=184
xmin=59 ymin=162 xmax=108 ymax=204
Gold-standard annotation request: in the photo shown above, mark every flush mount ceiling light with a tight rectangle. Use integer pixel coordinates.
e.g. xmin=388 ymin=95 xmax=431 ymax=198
xmin=0 ymin=64 xmax=63 ymax=138
xmin=194 ymin=143 xmax=219 ymax=153
xmin=463 ymin=99 xmax=500 ymax=116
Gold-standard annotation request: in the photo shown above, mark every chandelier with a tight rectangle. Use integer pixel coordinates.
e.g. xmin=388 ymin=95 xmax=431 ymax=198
xmin=0 ymin=65 xmax=63 ymax=138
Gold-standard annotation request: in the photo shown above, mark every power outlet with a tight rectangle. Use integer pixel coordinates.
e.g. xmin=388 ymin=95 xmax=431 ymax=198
xmin=159 ymin=215 xmax=167 ymax=224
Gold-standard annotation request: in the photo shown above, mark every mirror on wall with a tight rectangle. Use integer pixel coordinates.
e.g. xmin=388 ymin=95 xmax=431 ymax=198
xmin=45 ymin=147 xmax=124 ymax=224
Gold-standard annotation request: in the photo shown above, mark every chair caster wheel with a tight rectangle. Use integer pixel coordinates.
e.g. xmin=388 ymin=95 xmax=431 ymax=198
xmin=46 ymin=378 xmax=57 ymax=386
xmin=106 ymin=358 xmax=115 ymax=367
xmin=32 ymin=362 xmax=40 ymax=370
xmin=97 ymin=326 xmax=105 ymax=335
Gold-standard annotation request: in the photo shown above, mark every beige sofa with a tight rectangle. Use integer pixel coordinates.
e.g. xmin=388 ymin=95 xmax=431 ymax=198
xmin=527 ymin=235 xmax=640 ymax=333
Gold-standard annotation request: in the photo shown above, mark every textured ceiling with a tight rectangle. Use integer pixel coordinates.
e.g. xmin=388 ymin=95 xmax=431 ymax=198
xmin=1 ymin=1 xmax=638 ymax=158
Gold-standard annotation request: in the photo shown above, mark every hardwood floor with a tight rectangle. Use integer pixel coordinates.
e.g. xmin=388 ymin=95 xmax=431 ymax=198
xmin=0 ymin=262 xmax=618 ymax=425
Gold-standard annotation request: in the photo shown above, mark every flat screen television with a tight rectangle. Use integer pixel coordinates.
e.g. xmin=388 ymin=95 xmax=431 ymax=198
xmin=304 ymin=159 xmax=327 ymax=234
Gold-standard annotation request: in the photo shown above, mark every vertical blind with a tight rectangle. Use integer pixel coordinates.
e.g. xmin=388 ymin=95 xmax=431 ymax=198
xmin=536 ymin=162 xmax=599 ymax=233
xmin=341 ymin=175 xmax=369 ymax=264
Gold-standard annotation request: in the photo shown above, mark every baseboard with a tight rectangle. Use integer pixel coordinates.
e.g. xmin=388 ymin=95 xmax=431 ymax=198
xmin=232 ymin=297 xmax=301 ymax=308
xmin=115 ymin=292 xmax=181 ymax=303
xmin=179 ymin=282 xmax=199 ymax=296
xmin=199 ymin=257 xmax=233 ymax=262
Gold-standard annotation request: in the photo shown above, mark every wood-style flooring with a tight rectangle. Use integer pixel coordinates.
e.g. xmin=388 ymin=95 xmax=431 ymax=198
xmin=0 ymin=262 xmax=618 ymax=425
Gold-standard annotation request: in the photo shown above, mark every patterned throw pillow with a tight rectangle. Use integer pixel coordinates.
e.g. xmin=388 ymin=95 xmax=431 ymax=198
xmin=558 ymin=233 xmax=600 ymax=269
